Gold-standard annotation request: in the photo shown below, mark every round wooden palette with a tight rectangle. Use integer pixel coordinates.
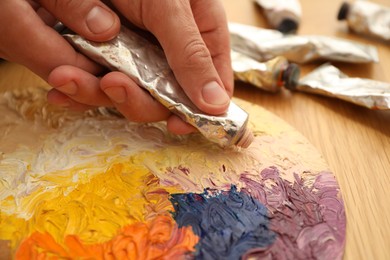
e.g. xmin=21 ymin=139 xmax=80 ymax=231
xmin=0 ymin=87 xmax=346 ymax=259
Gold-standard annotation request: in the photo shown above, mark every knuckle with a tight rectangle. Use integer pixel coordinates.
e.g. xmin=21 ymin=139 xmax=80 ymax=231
xmin=182 ymin=38 xmax=210 ymax=66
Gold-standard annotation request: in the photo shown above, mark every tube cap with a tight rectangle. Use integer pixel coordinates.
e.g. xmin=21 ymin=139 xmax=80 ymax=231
xmin=337 ymin=2 xmax=350 ymax=20
xmin=277 ymin=18 xmax=298 ymax=34
xmin=282 ymin=63 xmax=300 ymax=89
xmin=236 ymin=127 xmax=254 ymax=148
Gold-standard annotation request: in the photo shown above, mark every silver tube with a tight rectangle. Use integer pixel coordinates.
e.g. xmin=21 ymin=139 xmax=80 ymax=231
xmin=231 ymin=50 xmax=300 ymax=92
xmin=289 ymin=64 xmax=390 ymax=110
xmin=255 ymin=0 xmax=302 ymax=33
xmin=338 ymin=0 xmax=390 ymax=41
xmin=63 ymin=26 xmax=254 ymax=148
xmin=229 ymin=22 xmax=379 ymax=64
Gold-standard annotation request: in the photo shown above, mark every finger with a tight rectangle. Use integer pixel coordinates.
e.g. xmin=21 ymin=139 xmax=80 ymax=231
xmin=191 ymin=0 xmax=234 ymax=98
xmin=36 ymin=0 xmax=121 ymax=41
xmin=111 ymin=0 xmax=231 ymax=115
xmin=0 ymin=1 xmax=100 ymax=80
xmin=100 ymin=72 xmax=171 ymax=122
xmin=48 ymin=65 xmax=113 ymax=107
xmin=166 ymin=115 xmax=197 ymax=135
xmin=47 ymin=90 xmax=95 ymax=111
xmin=27 ymin=1 xmax=57 ymax=25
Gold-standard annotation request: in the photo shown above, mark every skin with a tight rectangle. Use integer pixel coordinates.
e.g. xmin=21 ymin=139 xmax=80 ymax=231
xmin=0 ymin=0 xmax=233 ymax=135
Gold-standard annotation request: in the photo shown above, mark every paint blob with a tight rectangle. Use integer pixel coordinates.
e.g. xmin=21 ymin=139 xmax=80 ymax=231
xmin=170 ymin=186 xmax=275 ymax=259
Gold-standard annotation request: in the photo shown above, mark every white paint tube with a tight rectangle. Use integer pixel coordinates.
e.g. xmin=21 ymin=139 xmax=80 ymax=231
xmin=289 ymin=63 xmax=390 ymax=110
xmin=254 ymin=0 xmax=302 ymax=33
xmin=338 ymin=0 xmax=390 ymax=42
xmin=229 ymin=22 xmax=379 ymax=64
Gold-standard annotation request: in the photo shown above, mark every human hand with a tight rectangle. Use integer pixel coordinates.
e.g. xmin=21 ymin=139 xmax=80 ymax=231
xmin=0 ymin=0 xmax=120 ymax=86
xmin=0 ymin=0 xmax=233 ymax=135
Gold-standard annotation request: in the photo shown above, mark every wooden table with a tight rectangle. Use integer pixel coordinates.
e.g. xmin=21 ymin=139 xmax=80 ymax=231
xmin=224 ymin=0 xmax=390 ymax=259
xmin=0 ymin=0 xmax=389 ymax=259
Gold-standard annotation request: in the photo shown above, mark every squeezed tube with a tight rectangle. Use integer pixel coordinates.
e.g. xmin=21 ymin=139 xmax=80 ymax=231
xmin=231 ymin=50 xmax=300 ymax=92
xmin=229 ymin=22 xmax=379 ymax=64
xmin=338 ymin=1 xmax=390 ymax=42
xmin=254 ymin=0 xmax=302 ymax=33
xmin=63 ymin=26 xmax=254 ymax=148
xmin=288 ymin=64 xmax=390 ymax=110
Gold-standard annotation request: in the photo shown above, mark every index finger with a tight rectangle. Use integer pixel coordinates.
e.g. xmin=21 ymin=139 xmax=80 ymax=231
xmin=111 ymin=0 xmax=232 ymax=115
xmin=0 ymin=1 xmax=100 ymax=80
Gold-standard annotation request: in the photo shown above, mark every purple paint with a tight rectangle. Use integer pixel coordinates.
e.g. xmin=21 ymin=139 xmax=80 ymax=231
xmin=240 ymin=167 xmax=346 ymax=259
xmin=167 ymin=165 xmax=345 ymax=259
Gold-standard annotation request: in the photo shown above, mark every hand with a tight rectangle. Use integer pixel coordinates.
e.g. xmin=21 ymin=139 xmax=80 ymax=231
xmin=0 ymin=0 xmax=233 ymax=135
xmin=0 ymin=0 xmax=120 ymax=83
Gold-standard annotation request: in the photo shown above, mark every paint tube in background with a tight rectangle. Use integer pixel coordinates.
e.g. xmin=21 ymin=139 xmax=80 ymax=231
xmin=287 ymin=64 xmax=390 ymax=110
xmin=62 ymin=26 xmax=254 ymax=148
xmin=228 ymin=22 xmax=379 ymax=64
xmin=337 ymin=0 xmax=390 ymax=42
xmin=229 ymin=23 xmax=284 ymax=62
xmin=254 ymin=0 xmax=302 ymax=34
xmin=231 ymin=50 xmax=300 ymax=92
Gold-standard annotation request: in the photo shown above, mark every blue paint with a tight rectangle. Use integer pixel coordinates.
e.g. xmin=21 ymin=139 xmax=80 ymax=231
xmin=170 ymin=186 xmax=275 ymax=259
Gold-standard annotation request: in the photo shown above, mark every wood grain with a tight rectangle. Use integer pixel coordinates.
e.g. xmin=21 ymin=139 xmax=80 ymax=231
xmin=0 ymin=0 xmax=389 ymax=259
xmin=223 ymin=0 xmax=390 ymax=259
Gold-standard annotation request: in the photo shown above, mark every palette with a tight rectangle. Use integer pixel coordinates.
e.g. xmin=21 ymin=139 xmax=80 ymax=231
xmin=0 ymin=86 xmax=346 ymax=259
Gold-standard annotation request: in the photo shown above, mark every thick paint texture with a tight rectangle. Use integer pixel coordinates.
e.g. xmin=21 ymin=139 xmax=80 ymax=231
xmin=240 ymin=167 xmax=346 ymax=259
xmin=2 ymin=160 xmax=199 ymax=258
xmin=1 ymin=160 xmax=182 ymax=244
xmin=170 ymin=186 xmax=275 ymax=259
xmin=0 ymin=88 xmax=346 ymax=259
xmin=15 ymin=215 xmax=198 ymax=259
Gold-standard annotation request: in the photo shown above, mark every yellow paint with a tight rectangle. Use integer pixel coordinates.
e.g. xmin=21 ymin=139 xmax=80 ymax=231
xmin=0 ymin=151 xmax=184 ymax=252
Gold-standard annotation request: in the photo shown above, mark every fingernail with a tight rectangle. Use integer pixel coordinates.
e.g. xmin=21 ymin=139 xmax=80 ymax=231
xmin=56 ymin=81 xmax=77 ymax=95
xmin=104 ymin=86 xmax=127 ymax=104
xmin=86 ymin=6 xmax=115 ymax=34
xmin=202 ymin=82 xmax=230 ymax=105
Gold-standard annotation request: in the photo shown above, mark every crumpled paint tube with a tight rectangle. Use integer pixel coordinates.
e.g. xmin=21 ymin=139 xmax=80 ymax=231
xmin=63 ymin=26 xmax=254 ymax=148
xmin=287 ymin=64 xmax=390 ymax=110
xmin=229 ymin=22 xmax=379 ymax=64
xmin=338 ymin=0 xmax=390 ymax=42
xmin=231 ymin=50 xmax=300 ymax=92
xmin=255 ymin=0 xmax=302 ymax=33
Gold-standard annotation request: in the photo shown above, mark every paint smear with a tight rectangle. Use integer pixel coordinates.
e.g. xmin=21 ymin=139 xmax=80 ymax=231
xmin=0 ymin=158 xmax=185 ymax=252
xmin=16 ymin=215 xmax=198 ymax=259
xmin=240 ymin=167 xmax=346 ymax=260
xmin=170 ymin=186 xmax=275 ymax=259
xmin=1 ymin=159 xmax=199 ymax=258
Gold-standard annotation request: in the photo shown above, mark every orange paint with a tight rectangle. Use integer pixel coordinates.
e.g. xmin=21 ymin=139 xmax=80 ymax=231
xmin=16 ymin=215 xmax=199 ymax=259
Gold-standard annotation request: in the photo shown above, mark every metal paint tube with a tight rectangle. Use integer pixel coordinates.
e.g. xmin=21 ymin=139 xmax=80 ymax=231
xmin=254 ymin=0 xmax=302 ymax=34
xmin=63 ymin=26 xmax=254 ymax=148
xmin=338 ymin=0 xmax=390 ymax=42
xmin=228 ymin=22 xmax=379 ymax=64
xmin=287 ymin=64 xmax=390 ymax=110
xmin=231 ymin=50 xmax=300 ymax=92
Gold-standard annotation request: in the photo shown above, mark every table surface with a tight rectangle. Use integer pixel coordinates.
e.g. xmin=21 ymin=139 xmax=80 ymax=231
xmin=0 ymin=0 xmax=389 ymax=259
